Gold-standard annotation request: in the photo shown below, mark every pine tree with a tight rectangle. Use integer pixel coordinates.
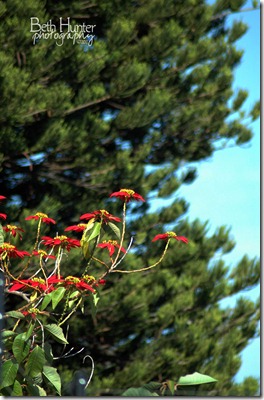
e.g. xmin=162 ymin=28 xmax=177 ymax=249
xmin=0 ymin=0 xmax=260 ymax=396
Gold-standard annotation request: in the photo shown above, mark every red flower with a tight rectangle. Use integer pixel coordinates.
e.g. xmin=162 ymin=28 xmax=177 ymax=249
xmin=25 ymin=212 xmax=56 ymax=224
xmin=97 ymin=240 xmax=126 ymax=257
xmin=0 ymin=196 xmax=6 ymax=201
xmin=0 ymin=243 xmax=30 ymax=259
xmin=32 ymin=250 xmax=56 ymax=260
xmin=82 ymin=275 xmax=106 ymax=287
xmin=62 ymin=276 xmax=95 ymax=292
xmin=110 ymin=189 xmax=145 ymax=203
xmin=9 ymin=275 xmax=61 ymax=292
xmin=3 ymin=224 xmax=24 ymax=239
xmin=97 ymin=279 xmax=106 ymax=285
xmin=0 ymin=213 xmax=7 ymax=220
xmin=152 ymin=231 xmax=188 ymax=244
xmin=80 ymin=209 xmax=121 ymax=223
xmin=41 ymin=235 xmax=80 ymax=251
xmin=65 ymin=223 xmax=87 ymax=232
xmin=22 ymin=308 xmax=39 ymax=319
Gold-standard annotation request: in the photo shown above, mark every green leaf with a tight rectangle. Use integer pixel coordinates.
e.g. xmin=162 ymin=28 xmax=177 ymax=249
xmin=44 ymin=324 xmax=68 ymax=344
xmin=88 ymin=291 xmax=100 ymax=319
xmin=25 ymin=322 xmax=34 ymax=340
xmin=6 ymin=310 xmax=25 ymax=319
xmin=81 ymin=239 xmax=90 ymax=259
xmin=12 ymin=332 xmax=31 ymax=363
xmin=11 ymin=380 xmax=23 ymax=396
xmin=68 ymin=290 xmax=79 ymax=309
xmin=143 ymin=382 xmax=161 ymax=392
xmin=44 ymin=342 xmax=54 ymax=364
xmin=178 ymin=372 xmax=217 ymax=386
xmin=0 ymin=223 xmax=4 ymax=245
xmin=27 ymin=384 xmax=47 ymax=396
xmin=167 ymin=379 xmax=175 ymax=395
xmin=43 ymin=365 xmax=61 ymax=395
xmin=40 ymin=292 xmax=53 ymax=310
xmin=0 ymin=360 xmax=19 ymax=389
xmin=81 ymin=220 xmax=95 ymax=258
xmin=25 ymin=345 xmax=46 ymax=377
xmin=2 ymin=330 xmax=17 ymax=339
xmin=88 ymin=221 xmax=101 ymax=242
xmin=51 ymin=286 xmax=66 ymax=310
xmin=108 ymin=222 xmax=121 ymax=239
xmin=32 ymin=372 xmax=43 ymax=385
xmin=82 ymin=218 xmax=95 ymax=237
xmin=81 ymin=298 xmax=85 ymax=314
xmin=122 ymin=387 xmax=159 ymax=396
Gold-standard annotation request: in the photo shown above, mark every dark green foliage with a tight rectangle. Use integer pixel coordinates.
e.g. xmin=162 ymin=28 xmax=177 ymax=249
xmin=0 ymin=0 xmax=259 ymax=396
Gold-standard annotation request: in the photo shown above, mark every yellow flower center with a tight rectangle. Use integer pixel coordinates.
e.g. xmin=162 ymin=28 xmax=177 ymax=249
xmin=166 ymin=231 xmax=177 ymax=238
xmin=32 ymin=278 xmax=45 ymax=284
xmin=28 ymin=307 xmax=39 ymax=314
xmin=36 ymin=212 xmax=48 ymax=218
xmin=6 ymin=224 xmax=18 ymax=230
xmin=82 ymin=275 xmax=95 ymax=283
xmin=56 ymin=235 xmax=68 ymax=241
xmin=1 ymin=243 xmax=15 ymax=250
xmin=37 ymin=250 xmax=48 ymax=256
xmin=99 ymin=209 xmax=109 ymax=215
xmin=103 ymin=240 xmax=117 ymax=245
xmin=78 ymin=224 xmax=87 ymax=228
xmin=65 ymin=276 xmax=80 ymax=283
xmin=120 ymin=189 xmax=135 ymax=196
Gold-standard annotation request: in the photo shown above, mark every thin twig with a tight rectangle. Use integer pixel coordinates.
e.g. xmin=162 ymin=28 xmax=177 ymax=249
xmin=83 ymin=354 xmax=95 ymax=389
xmin=5 ymin=289 xmax=30 ymax=303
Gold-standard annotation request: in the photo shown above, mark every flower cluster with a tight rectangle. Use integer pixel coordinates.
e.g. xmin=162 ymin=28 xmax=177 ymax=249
xmin=1 ymin=189 xmax=191 ymax=396
xmin=0 ymin=195 xmax=7 ymax=220
xmin=3 ymin=224 xmax=24 ymax=239
xmin=41 ymin=235 xmax=81 ymax=251
xmin=110 ymin=189 xmax=145 ymax=203
xmin=80 ymin=209 xmax=121 ymax=223
xmin=0 ymin=243 xmax=30 ymax=259
xmin=9 ymin=276 xmax=61 ymax=292
xmin=25 ymin=212 xmax=56 ymax=224
xmin=2 ymin=189 xmax=188 ymax=331
xmin=97 ymin=240 xmax=126 ymax=257
xmin=152 ymin=231 xmax=188 ymax=244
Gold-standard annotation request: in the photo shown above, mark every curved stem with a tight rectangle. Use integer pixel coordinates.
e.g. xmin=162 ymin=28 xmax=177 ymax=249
xmin=112 ymin=240 xmax=170 ymax=274
xmin=83 ymin=354 xmax=95 ymax=389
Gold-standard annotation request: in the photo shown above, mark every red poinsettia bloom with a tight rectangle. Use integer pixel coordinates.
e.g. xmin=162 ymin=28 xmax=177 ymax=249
xmin=61 ymin=276 xmax=95 ymax=292
xmin=0 ymin=196 xmax=7 ymax=219
xmin=22 ymin=308 xmax=40 ymax=319
xmin=110 ymin=189 xmax=145 ymax=203
xmin=25 ymin=212 xmax=56 ymax=224
xmin=152 ymin=231 xmax=188 ymax=244
xmin=82 ymin=274 xmax=106 ymax=287
xmin=97 ymin=240 xmax=126 ymax=257
xmin=3 ymin=224 xmax=24 ymax=239
xmin=22 ymin=307 xmax=42 ymax=319
xmin=0 ymin=243 xmax=30 ymax=259
xmin=64 ymin=223 xmax=87 ymax=232
xmin=32 ymin=250 xmax=56 ymax=260
xmin=41 ymin=235 xmax=80 ymax=252
xmin=80 ymin=209 xmax=121 ymax=223
xmin=9 ymin=275 xmax=61 ymax=292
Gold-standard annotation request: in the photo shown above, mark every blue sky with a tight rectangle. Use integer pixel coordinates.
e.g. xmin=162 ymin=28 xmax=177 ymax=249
xmin=177 ymin=3 xmax=260 ymax=383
